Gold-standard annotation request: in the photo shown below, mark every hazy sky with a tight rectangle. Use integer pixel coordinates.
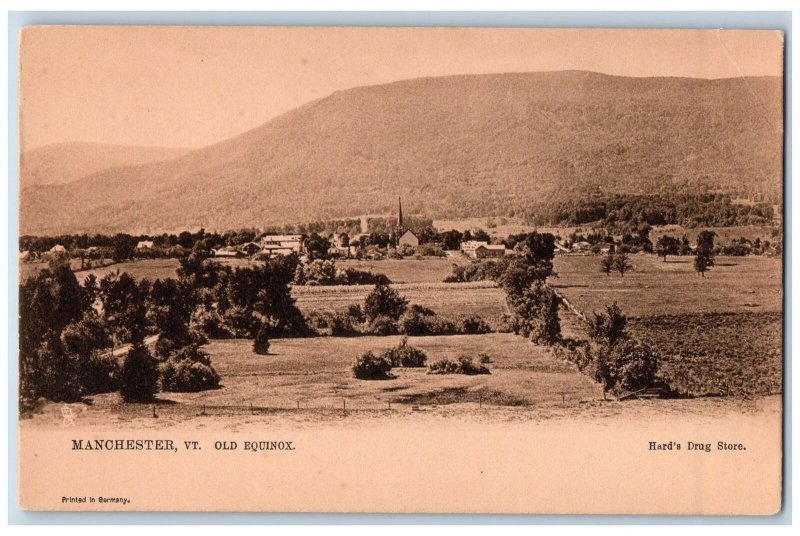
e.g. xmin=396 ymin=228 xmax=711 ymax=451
xmin=20 ymin=26 xmax=783 ymax=151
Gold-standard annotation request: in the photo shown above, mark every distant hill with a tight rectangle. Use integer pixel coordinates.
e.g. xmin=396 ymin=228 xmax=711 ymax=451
xmin=20 ymin=71 xmax=783 ymax=235
xmin=20 ymin=142 xmax=189 ymax=188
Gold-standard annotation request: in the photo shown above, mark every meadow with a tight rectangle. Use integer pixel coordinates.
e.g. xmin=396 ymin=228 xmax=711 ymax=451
xmin=293 ymin=282 xmax=508 ymax=320
xmin=43 ymin=333 xmax=599 ymax=427
xmin=552 ymin=254 xmax=782 ymax=317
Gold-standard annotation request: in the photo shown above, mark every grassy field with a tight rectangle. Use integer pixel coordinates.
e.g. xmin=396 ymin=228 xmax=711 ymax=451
xmin=336 ymin=258 xmax=465 ymax=284
xmin=47 ymin=334 xmax=599 ymax=424
xmin=552 ymin=254 xmax=782 ymax=317
xmin=294 ymin=282 xmax=508 ymax=319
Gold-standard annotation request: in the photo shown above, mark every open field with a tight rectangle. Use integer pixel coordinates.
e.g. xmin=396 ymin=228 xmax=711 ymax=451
xmin=19 ymin=258 xmax=115 ymax=281
xmin=631 ymin=312 xmax=783 ymax=397
xmin=23 ymin=333 xmax=609 ymax=428
xmin=553 ymin=253 xmax=783 ymax=397
xmin=74 ymin=258 xmax=180 ymax=282
xmin=293 ymin=282 xmax=508 ymax=319
xmin=336 ymin=258 xmax=465 ymax=284
xmin=552 ymin=254 xmax=782 ymax=317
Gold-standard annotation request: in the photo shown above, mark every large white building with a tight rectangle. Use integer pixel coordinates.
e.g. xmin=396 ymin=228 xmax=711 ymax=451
xmin=259 ymin=234 xmax=303 ymax=257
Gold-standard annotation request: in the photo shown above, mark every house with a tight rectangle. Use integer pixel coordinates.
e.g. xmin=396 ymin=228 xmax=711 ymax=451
xmin=474 ymin=244 xmax=507 ymax=258
xmin=136 ymin=240 xmax=154 ymax=250
xmin=240 ymin=242 xmax=262 ymax=256
xmin=259 ymin=234 xmax=303 ymax=257
xmin=213 ymin=247 xmax=243 ymax=258
xmin=398 ymin=229 xmax=419 ymax=248
xmin=49 ymin=244 xmax=67 ymax=254
xmin=460 ymin=240 xmax=489 ymax=255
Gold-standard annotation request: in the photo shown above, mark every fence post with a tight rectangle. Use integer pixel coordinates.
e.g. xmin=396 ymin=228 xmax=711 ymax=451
xmin=479 ymin=393 xmax=482 ymax=408
xmin=343 ymin=399 xmax=346 ymax=414
xmin=250 ymin=402 xmax=254 ymax=415
xmin=152 ymin=405 xmax=158 ymax=419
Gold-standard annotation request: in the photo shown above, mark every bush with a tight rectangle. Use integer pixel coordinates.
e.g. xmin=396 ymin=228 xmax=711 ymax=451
xmin=221 ymin=306 xmax=257 ymax=338
xmin=479 ymin=353 xmax=492 ymax=364
xmin=253 ymin=325 xmax=271 ymax=355
xmin=367 ymin=315 xmax=399 ymax=336
xmin=428 ymin=356 xmax=490 ymax=375
xmin=595 ymin=339 xmax=659 ymax=396
xmin=382 ymin=337 xmax=427 ymax=367
xmin=399 ymin=309 xmax=429 ymax=336
xmin=363 ymin=283 xmax=408 ymax=322
xmin=80 ymin=353 xmax=120 ymax=394
xmin=190 ymin=306 xmax=234 ymax=339
xmin=460 ymin=316 xmax=492 ymax=335
xmin=154 ymin=337 xmax=176 ymax=359
xmin=159 ymin=359 xmax=221 ymax=392
xmin=553 ymin=338 xmax=593 ymax=372
xmin=352 ymin=351 xmax=393 ymax=380
xmin=347 ymin=304 xmax=365 ymax=323
xmin=119 ymin=343 xmax=159 ymax=402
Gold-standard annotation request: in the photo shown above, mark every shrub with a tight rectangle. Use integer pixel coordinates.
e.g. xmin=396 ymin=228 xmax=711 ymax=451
xmin=363 ymin=283 xmax=408 ymax=322
xmin=460 ymin=316 xmax=492 ymax=335
xmin=399 ymin=309 xmax=429 ymax=336
xmin=479 ymin=353 xmax=492 ymax=364
xmin=382 ymin=337 xmax=427 ymax=367
xmin=428 ymin=356 xmax=490 ymax=375
xmin=154 ymin=337 xmax=176 ymax=359
xmin=367 ymin=315 xmax=399 ymax=335
xmin=347 ymin=304 xmax=365 ymax=323
xmin=171 ymin=344 xmax=213 ymax=366
xmin=595 ymin=339 xmax=659 ymax=396
xmin=553 ymin=338 xmax=593 ymax=372
xmin=159 ymin=359 xmax=221 ymax=392
xmin=80 ymin=353 xmax=120 ymax=394
xmin=119 ymin=343 xmax=159 ymax=402
xmin=352 ymin=351 xmax=393 ymax=380
xmin=253 ymin=325 xmax=271 ymax=355
xmin=221 ymin=306 xmax=256 ymax=338
xmin=190 ymin=306 xmax=233 ymax=338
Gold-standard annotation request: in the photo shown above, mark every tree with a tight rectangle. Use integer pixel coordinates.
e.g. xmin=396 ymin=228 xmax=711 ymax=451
xmin=253 ymin=325 xmax=271 ymax=355
xmin=512 ymin=232 xmax=556 ymax=279
xmin=99 ymin=273 xmax=149 ymax=344
xmin=614 ymin=252 xmax=632 ymax=277
xmin=594 ymin=339 xmax=659 ymax=398
xmin=600 ymin=253 xmax=615 ymax=276
xmin=112 ymin=233 xmax=136 ymax=262
xmin=694 ymin=230 xmax=716 ymax=277
xmin=697 ymin=230 xmax=717 ymax=253
xmin=655 ymin=235 xmax=680 ymax=262
xmin=363 ymin=283 xmax=408 ymax=322
xmin=118 ymin=342 xmax=158 ymax=402
xmin=506 ymin=280 xmax=562 ymax=345
xmin=304 ymin=233 xmax=331 ymax=261
xmin=588 ymin=303 xmax=628 ymax=347
xmin=694 ymin=251 xmax=712 ymax=277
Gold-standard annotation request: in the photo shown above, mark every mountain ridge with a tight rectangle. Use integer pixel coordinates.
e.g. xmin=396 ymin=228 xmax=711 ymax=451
xmin=21 ymin=70 xmax=783 ymax=235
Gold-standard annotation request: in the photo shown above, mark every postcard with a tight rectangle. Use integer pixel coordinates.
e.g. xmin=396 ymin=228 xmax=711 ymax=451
xmin=17 ymin=26 xmax=784 ymax=514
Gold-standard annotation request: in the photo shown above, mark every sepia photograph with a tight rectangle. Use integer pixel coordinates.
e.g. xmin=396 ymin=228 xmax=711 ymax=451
xmin=14 ymin=24 xmax=785 ymax=514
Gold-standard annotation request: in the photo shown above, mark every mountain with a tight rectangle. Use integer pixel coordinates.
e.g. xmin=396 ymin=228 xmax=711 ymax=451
xmin=20 ymin=142 xmax=190 ymax=188
xmin=20 ymin=71 xmax=783 ymax=235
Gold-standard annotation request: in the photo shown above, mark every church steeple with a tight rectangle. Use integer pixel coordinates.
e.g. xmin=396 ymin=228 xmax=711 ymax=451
xmin=394 ymin=196 xmax=405 ymax=248
xmin=397 ymin=196 xmax=404 ymax=230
